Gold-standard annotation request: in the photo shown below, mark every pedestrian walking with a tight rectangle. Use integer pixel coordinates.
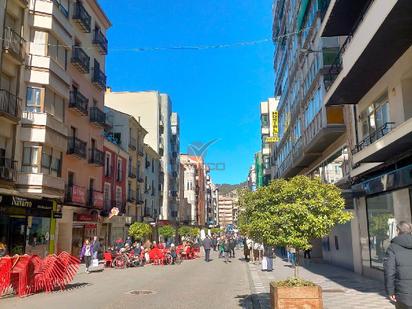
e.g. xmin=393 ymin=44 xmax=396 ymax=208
xmin=229 ymin=237 xmax=236 ymax=258
xmin=212 ymin=236 xmax=217 ymax=251
xmin=262 ymin=245 xmax=274 ymax=271
xmin=253 ymin=242 xmax=260 ymax=264
xmin=203 ymin=235 xmax=212 ymax=262
xmin=243 ymin=237 xmax=250 ymax=261
xmin=289 ymin=247 xmax=296 ymax=267
xmin=92 ymin=236 xmax=100 ymax=260
xmin=218 ymin=238 xmax=225 ymax=258
xmin=224 ymin=239 xmax=231 ymax=263
xmin=80 ymin=239 xmax=93 ymax=273
xmin=384 ymin=221 xmax=412 ymax=309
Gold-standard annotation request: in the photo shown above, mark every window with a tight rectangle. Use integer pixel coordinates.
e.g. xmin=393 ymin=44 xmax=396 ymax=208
xmin=48 ymin=33 xmax=67 ymax=69
xmin=334 ymin=236 xmax=339 ymax=250
xmin=360 ymin=94 xmax=390 ymax=139
xmin=22 ymin=145 xmax=40 ymax=173
xmin=26 ymin=87 xmax=42 ymax=112
xmin=152 ymin=159 xmax=154 ymax=173
xmin=44 ymin=89 xmax=64 ymax=122
xmin=366 ymin=192 xmax=395 ymax=270
xmin=117 ymin=159 xmax=122 ymax=181
xmin=104 ymin=183 xmax=111 ymax=209
xmin=104 ymin=152 xmax=111 ymax=177
xmin=115 ymin=186 xmax=122 ymax=205
xmin=261 ymin=114 xmax=269 ymax=127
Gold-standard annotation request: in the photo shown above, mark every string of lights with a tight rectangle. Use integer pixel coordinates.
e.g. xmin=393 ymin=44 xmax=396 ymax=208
xmin=0 ymin=27 xmax=309 ymax=52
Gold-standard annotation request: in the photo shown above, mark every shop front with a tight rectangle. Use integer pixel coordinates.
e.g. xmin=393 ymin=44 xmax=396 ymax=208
xmin=0 ymin=194 xmax=59 ymax=257
xmin=71 ymin=213 xmax=100 ymax=257
xmin=352 ymin=163 xmax=412 ymax=280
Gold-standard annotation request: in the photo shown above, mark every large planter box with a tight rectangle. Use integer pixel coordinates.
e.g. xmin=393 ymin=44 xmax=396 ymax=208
xmin=270 ymin=283 xmax=323 ymax=309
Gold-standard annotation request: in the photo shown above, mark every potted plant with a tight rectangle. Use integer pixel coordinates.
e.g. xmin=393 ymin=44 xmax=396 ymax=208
xmin=239 ymin=176 xmax=352 ymax=309
xmin=158 ymin=225 xmax=175 ymax=243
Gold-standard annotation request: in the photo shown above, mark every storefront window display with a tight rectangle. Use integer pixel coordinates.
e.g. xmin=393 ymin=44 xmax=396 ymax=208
xmin=366 ymin=192 xmax=395 ymax=270
xmin=25 ymin=217 xmax=51 ymax=257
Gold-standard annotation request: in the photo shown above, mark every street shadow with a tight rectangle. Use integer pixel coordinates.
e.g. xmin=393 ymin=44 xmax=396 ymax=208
xmin=236 ymin=293 xmax=270 ymax=309
xmin=295 ymin=260 xmax=388 ymax=297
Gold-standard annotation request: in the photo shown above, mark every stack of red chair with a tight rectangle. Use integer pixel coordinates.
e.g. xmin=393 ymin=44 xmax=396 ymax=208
xmin=0 ymin=252 xmax=80 ymax=297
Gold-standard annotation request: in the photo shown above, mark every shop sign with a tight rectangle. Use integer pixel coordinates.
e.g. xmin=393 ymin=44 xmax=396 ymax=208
xmin=0 ymin=195 xmax=53 ymax=210
xmin=53 ymin=211 xmax=63 ymax=219
xmin=77 ymin=214 xmax=97 ymax=222
xmin=93 ymin=191 xmax=104 ymax=209
xmin=72 ymin=185 xmax=86 ymax=204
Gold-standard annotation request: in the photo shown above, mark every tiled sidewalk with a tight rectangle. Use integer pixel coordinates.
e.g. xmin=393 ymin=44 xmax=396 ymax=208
xmin=247 ymin=258 xmax=393 ymax=309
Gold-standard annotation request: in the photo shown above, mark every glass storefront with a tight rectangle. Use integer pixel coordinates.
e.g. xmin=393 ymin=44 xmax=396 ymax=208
xmin=366 ymin=192 xmax=395 ymax=270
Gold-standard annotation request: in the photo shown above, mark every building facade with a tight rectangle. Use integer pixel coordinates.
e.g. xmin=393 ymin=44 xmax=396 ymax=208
xmin=143 ymin=144 xmax=162 ymax=223
xmin=170 ymin=112 xmax=180 ymax=219
xmin=321 ymin=0 xmax=412 ymax=279
xmin=218 ymin=195 xmax=235 ymax=227
xmin=101 ymin=137 xmax=128 ymax=248
xmin=105 ymin=90 xmax=180 ymax=222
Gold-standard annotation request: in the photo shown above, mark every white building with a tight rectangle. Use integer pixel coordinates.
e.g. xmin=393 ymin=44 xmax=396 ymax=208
xmin=105 ymin=90 xmax=180 ymax=221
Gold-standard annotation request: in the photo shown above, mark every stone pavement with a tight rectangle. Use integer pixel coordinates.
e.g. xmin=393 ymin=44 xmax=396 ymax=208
xmin=248 ymin=257 xmax=394 ymax=309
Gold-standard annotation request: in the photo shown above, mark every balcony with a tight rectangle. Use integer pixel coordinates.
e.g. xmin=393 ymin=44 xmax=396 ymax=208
xmin=127 ymin=190 xmax=136 ymax=202
xmin=324 ymin=0 xmax=412 ymax=106
xmin=137 ymin=176 xmax=144 ymax=183
xmin=0 ymin=159 xmax=16 ymax=182
xmin=137 ymin=147 xmax=144 ymax=157
xmin=71 ymin=46 xmax=90 ymax=74
xmin=88 ymin=148 xmax=104 ymax=166
xmin=92 ymin=66 xmax=106 ymax=90
xmin=352 ymin=119 xmax=412 ymax=165
xmin=2 ymin=27 xmax=25 ymax=63
xmin=87 ymin=189 xmax=104 ymax=209
xmin=65 ymin=184 xmax=86 ymax=205
xmin=129 ymin=137 xmax=137 ymax=150
xmin=69 ymin=90 xmax=88 ymax=115
xmin=89 ymin=106 xmax=106 ymax=127
xmin=17 ymin=172 xmax=65 ymax=193
xmin=92 ymin=28 xmax=108 ymax=55
xmin=72 ymin=1 xmax=91 ymax=33
xmin=0 ymin=89 xmax=20 ymax=121
xmin=128 ymin=167 xmax=136 ymax=178
xmin=136 ymin=198 xmax=144 ymax=205
xmin=67 ymin=137 xmax=87 ymax=159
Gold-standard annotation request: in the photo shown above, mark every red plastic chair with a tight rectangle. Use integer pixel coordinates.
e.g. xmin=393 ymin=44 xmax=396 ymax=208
xmin=103 ymin=252 xmax=113 ymax=267
xmin=10 ymin=255 xmax=31 ymax=297
xmin=0 ymin=256 xmax=12 ymax=296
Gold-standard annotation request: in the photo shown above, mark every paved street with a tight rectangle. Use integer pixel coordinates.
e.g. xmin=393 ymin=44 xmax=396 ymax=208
xmin=2 ymin=250 xmax=253 ymax=309
xmin=248 ymin=257 xmax=393 ymax=309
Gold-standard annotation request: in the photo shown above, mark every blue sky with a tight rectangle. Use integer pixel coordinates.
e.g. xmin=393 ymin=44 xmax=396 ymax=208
xmin=99 ymin=0 xmax=274 ymax=184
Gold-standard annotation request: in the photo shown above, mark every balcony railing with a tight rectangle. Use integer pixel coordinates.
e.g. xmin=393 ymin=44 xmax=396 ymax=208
xmin=0 ymin=89 xmax=20 ymax=119
xmin=67 ymin=137 xmax=87 ymax=159
xmin=352 ymin=122 xmax=395 ymax=155
xmin=128 ymin=167 xmax=136 ymax=178
xmin=53 ymin=0 xmax=69 ymax=17
xmin=69 ymin=90 xmax=88 ymax=115
xmin=0 ymin=159 xmax=16 ymax=182
xmin=92 ymin=66 xmax=106 ymax=90
xmin=87 ymin=189 xmax=104 ymax=209
xmin=89 ymin=106 xmax=106 ymax=127
xmin=89 ymin=148 xmax=104 ymax=166
xmin=3 ymin=27 xmax=25 ymax=62
xmin=127 ymin=190 xmax=136 ymax=202
xmin=136 ymin=198 xmax=144 ymax=205
xmin=324 ymin=0 xmax=375 ymax=91
xmin=92 ymin=28 xmax=108 ymax=55
xmin=137 ymin=147 xmax=144 ymax=157
xmin=137 ymin=176 xmax=144 ymax=183
xmin=129 ymin=137 xmax=137 ymax=150
xmin=71 ymin=46 xmax=90 ymax=73
xmin=65 ymin=184 xmax=86 ymax=205
xmin=72 ymin=1 xmax=91 ymax=32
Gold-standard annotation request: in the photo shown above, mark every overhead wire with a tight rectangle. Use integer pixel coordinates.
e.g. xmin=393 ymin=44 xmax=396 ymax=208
xmin=0 ymin=27 xmax=309 ymax=52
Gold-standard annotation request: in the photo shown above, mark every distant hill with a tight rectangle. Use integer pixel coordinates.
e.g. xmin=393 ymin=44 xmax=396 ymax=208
xmin=217 ymin=182 xmax=248 ymax=196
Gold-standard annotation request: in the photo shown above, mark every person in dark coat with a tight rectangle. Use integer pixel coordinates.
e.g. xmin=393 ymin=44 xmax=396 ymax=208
xmin=92 ymin=236 xmax=100 ymax=260
xmin=384 ymin=221 xmax=412 ymax=309
xmin=229 ymin=237 xmax=236 ymax=258
xmin=202 ymin=236 xmax=212 ymax=262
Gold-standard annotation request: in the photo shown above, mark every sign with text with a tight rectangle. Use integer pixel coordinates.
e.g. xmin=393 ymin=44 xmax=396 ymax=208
xmin=93 ymin=191 xmax=104 ymax=209
xmin=71 ymin=185 xmax=86 ymax=205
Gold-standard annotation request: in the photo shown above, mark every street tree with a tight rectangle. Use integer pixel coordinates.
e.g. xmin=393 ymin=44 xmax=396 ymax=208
xmin=158 ymin=225 xmax=175 ymax=240
xmin=128 ymin=222 xmax=152 ymax=241
xmin=239 ymin=176 xmax=352 ymax=277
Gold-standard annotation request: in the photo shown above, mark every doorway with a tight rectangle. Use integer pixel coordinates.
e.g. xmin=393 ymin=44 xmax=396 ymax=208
xmin=0 ymin=216 xmax=27 ymax=255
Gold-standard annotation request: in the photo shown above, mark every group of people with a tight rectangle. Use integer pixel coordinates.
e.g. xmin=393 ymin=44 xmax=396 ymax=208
xmin=201 ymin=234 xmax=241 ymax=263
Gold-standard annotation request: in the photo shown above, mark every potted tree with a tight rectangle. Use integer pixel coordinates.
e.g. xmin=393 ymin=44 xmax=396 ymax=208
xmin=239 ymin=176 xmax=352 ymax=309
xmin=158 ymin=225 xmax=175 ymax=244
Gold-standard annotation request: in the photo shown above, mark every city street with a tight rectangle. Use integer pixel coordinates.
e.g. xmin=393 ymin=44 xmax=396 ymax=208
xmin=1 ymin=250 xmax=253 ymax=309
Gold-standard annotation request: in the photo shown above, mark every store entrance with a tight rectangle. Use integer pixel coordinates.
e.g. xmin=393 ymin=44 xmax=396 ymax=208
xmin=0 ymin=216 xmax=27 ymax=256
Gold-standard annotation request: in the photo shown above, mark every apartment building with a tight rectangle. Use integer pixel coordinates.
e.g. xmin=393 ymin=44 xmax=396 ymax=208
xmin=247 ymin=165 xmax=257 ymax=191
xmin=271 ymin=0 xmax=354 ymax=268
xmin=179 ymin=154 xmax=208 ymax=226
xmin=320 ymin=0 xmax=412 ymax=279
xmin=260 ymin=98 xmax=279 ymax=184
xmin=208 ymin=182 xmax=219 ymax=227
xmin=218 ymin=195 xmax=235 ymax=227
xmin=104 ymin=106 xmax=147 ymax=224
xmin=179 ymin=158 xmax=194 ymax=224
xmin=101 ymin=135 xmax=128 ymax=247
xmin=143 ymin=144 xmax=162 ymax=223
xmin=36 ymin=0 xmax=111 ymax=255
xmin=105 ymin=90 xmax=180 ymax=222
